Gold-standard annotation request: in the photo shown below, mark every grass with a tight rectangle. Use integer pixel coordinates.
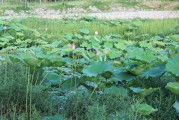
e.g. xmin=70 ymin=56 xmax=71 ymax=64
xmin=0 ymin=4 xmax=30 ymax=14
xmin=47 ymin=3 xmax=75 ymax=10
xmin=0 ymin=61 xmax=177 ymax=119
xmin=20 ymin=18 xmax=179 ymax=39
xmin=82 ymin=1 xmax=110 ymax=11
xmin=116 ymin=0 xmax=139 ymax=7
xmin=0 ymin=62 xmax=55 ymax=119
xmin=174 ymin=6 xmax=179 ymax=10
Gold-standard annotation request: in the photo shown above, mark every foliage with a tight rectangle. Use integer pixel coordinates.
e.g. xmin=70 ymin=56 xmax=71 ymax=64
xmin=0 ymin=18 xmax=179 ymax=119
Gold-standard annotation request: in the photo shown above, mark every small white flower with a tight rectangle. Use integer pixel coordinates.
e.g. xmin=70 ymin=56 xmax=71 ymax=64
xmin=95 ymin=31 xmax=98 ymax=35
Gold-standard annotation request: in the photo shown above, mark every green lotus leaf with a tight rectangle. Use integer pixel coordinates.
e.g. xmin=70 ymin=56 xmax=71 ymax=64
xmin=41 ymin=59 xmax=51 ymax=67
xmin=109 ymin=50 xmax=122 ymax=59
xmin=80 ymin=28 xmax=89 ymax=35
xmin=132 ymin=103 xmax=157 ymax=116
xmin=65 ymin=33 xmax=73 ymax=40
xmin=82 ymin=61 xmax=112 ymax=77
xmin=127 ymin=48 xmax=155 ymax=63
xmin=139 ymin=41 xmax=153 ymax=49
xmin=74 ymin=34 xmax=83 ymax=39
xmin=127 ymin=64 xmax=150 ymax=76
xmin=61 ymin=77 xmax=81 ymax=91
xmin=112 ymin=71 xmax=136 ymax=82
xmin=166 ymin=55 xmax=179 ymax=77
xmin=103 ymin=42 xmax=113 ymax=49
xmin=173 ymin=101 xmax=179 ymax=113
xmin=51 ymin=60 xmax=66 ymax=67
xmin=140 ymin=62 xmax=165 ymax=78
xmin=9 ymin=54 xmax=21 ymax=62
xmin=42 ymin=71 xmax=61 ymax=87
xmin=130 ymin=87 xmax=158 ymax=97
xmin=165 ymin=82 xmax=179 ymax=95
xmin=114 ymin=41 xmax=126 ymax=50
xmin=21 ymin=54 xmax=40 ymax=67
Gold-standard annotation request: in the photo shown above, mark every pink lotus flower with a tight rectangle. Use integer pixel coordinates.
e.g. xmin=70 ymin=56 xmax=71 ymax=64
xmin=95 ymin=31 xmax=98 ymax=35
xmin=71 ymin=42 xmax=76 ymax=50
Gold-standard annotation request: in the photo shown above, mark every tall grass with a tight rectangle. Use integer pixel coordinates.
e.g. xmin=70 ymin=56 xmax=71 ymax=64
xmin=20 ymin=18 xmax=179 ymax=38
xmin=0 ymin=62 xmax=52 ymax=119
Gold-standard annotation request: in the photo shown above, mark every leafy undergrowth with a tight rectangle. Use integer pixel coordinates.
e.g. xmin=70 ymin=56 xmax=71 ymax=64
xmin=0 ymin=18 xmax=179 ymax=119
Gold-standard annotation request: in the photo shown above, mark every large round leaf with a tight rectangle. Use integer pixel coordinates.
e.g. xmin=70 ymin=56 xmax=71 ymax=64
xmin=42 ymin=71 xmax=61 ymax=87
xmin=112 ymin=71 xmax=136 ymax=82
xmin=127 ymin=64 xmax=151 ymax=76
xmin=140 ymin=62 xmax=165 ymax=78
xmin=9 ymin=54 xmax=21 ymax=62
xmin=61 ymin=77 xmax=81 ymax=91
xmin=165 ymin=82 xmax=179 ymax=95
xmin=82 ymin=61 xmax=112 ymax=77
xmin=127 ymin=48 xmax=155 ymax=63
xmin=80 ymin=28 xmax=89 ymax=35
xmin=21 ymin=53 xmax=40 ymax=67
xmin=166 ymin=55 xmax=179 ymax=77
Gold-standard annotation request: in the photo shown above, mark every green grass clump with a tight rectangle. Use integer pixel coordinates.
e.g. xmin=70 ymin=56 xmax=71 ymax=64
xmin=116 ymin=0 xmax=139 ymax=7
xmin=83 ymin=1 xmax=110 ymax=10
xmin=174 ymin=6 xmax=179 ymax=10
xmin=48 ymin=3 xmax=75 ymax=10
xmin=0 ymin=63 xmax=52 ymax=119
xmin=62 ymin=91 xmax=140 ymax=120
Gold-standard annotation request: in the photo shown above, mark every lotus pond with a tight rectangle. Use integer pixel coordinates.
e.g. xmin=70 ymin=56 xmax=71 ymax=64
xmin=0 ymin=17 xmax=179 ymax=119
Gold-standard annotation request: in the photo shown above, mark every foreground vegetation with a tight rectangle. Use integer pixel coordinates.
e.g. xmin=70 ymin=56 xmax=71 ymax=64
xmin=0 ymin=17 xmax=179 ymax=119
